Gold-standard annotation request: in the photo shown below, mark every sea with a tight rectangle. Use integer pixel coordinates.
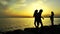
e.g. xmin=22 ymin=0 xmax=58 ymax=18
xmin=0 ymin=18 xmax=60 ymax=32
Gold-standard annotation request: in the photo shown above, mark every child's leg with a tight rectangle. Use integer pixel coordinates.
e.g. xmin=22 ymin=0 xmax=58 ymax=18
xmin=37 ymin=22 xmax=39 ymax=28
xmin=34 ymin=20 xmax=36 ymax=27
xmin=40 ymin=22 xmax=43 ymax=27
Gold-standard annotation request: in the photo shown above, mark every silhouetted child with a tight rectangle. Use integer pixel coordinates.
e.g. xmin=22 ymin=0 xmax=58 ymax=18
xmin=33 ymin=9 xmax=38 ymax=27
xmin=50 ymin=11 xmax=54 ymax=26
xmin=37 ymin=9 xmax=44 ymax=27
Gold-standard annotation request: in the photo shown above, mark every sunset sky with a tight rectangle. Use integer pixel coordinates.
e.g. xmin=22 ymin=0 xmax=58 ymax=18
xmin=0 ymin=0 xmax=60 ymax=17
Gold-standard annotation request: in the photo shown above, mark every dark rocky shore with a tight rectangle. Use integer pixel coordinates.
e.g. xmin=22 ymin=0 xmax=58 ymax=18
xmin=0 ymin=25 xmax=60 ymax=34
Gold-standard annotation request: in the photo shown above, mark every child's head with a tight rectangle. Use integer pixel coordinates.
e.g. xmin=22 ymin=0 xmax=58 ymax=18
xmin=39 ymin=9 xmax=43 ymax=13
xmin=35 ymin=9 xmax=38 ymax=13
xmin=51 ymin=11 xmax=54 ymax=14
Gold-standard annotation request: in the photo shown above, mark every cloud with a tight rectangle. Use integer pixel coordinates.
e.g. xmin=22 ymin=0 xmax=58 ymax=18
xmin=0 ymin=0 xmax=60 ymax=17
xmin=0 ymin=0 xmax=20 ymax=17
xmin=0 ymin=0 xmax=47 ymax=17
xmin=0 ymin=0 xmax=26 ymax=17
xmin=8 ymin=0 xmax=46 ymax=9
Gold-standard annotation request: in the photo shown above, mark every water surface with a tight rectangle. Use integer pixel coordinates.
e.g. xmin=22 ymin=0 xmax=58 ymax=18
xmin=0 ymin=18 xmax=60 ymax=32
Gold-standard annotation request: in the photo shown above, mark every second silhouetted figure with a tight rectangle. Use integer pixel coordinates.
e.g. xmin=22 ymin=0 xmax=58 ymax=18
xmin=50 ymin=11 xmax=54 ymax=26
